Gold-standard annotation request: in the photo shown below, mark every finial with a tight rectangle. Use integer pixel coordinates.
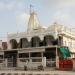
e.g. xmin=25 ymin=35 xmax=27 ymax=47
xmin=54 ymin=22 xmax=57 ymax=25
xmin=30 ymin=4 xmax=34 ymax=14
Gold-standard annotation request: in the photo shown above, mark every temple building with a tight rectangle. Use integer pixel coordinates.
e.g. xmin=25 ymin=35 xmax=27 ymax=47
xmin=0 ymin=10 xmax=75 ymax=70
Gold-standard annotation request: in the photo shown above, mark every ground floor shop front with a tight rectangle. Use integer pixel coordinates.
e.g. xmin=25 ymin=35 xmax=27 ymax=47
xmin=0 ymin=46 xmax=71 ymax=70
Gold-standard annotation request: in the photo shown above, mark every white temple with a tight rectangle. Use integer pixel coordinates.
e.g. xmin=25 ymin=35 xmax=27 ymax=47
xmin=0 ymin=9 xmax=75 ymax=70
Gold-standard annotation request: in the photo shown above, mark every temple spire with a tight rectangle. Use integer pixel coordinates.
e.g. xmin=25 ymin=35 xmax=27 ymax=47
xmin=27 ymin=5 xmax=40 ymax=32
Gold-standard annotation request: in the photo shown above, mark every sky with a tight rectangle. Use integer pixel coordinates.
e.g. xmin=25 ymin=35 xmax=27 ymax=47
xmin=0 ymin=0 xmax=75 ymax=41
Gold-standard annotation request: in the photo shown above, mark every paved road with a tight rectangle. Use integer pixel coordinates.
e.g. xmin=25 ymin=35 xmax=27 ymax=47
xmin=0 ymin=70 xmax=75 ymax=75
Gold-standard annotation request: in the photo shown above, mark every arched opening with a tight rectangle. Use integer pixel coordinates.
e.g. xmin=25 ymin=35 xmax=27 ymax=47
xmin=31 ymin=36 xmax=41 ymax=47
xmin=19 ymin=38 xmax=29 ymax=48
xmin=10 ymin=39 xmax=18 ymax=49
xmin=53 ymin=36 xmax=63 ymax=46
xmin=58 ymin=36 xmax=63 ymax=46
xmin=43 ymin=35 xmax=54 ymax=46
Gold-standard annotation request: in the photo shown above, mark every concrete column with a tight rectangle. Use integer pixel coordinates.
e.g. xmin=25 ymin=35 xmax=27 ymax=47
xmin=56 ymin=46 xmax=59 ymax=69
xmin=41 ymin=52 xmax=46 ymax=67
xmin=41 ymin=52 xmax=43 ymax=66
xmin=3 ymin=54 xmax=4 ymax=67
xmin=72 ymin=58 xmax=75 ymax=70
xmin=29 ymin=52 xmax=31 ymax=63
xmin=29 ymin=52 xmax=30 ymax=60
xmin=42 ymin=57 xmax=46 ymax=67
xmin=7 ymin=41 xmax=11 ymax=49
xmin=41 ymin=52 xmax=43 ymax=58
xmin=5 ymin=59 xmax=8 ymax=67
xmin=29 ymin=52 xmax=32 ymax=68
xmin=17 ymin=52 xmax=19 ymax=67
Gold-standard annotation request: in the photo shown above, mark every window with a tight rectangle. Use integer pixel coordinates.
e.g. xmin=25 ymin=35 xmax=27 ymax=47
xmin=19 ymin=53 xmax=29 ymax=58
xmin=32 ymin=59 xmax=42 ymax=62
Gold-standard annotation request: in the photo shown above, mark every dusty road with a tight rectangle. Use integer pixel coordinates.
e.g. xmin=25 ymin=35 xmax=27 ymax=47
xmin=0 ymin=70 xmax=75 ymax=75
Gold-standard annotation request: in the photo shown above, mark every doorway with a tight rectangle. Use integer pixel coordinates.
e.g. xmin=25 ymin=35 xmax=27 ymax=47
xmin=4 ymin=51 xmax=17 ymax=67
xmin=44 ymin=48 xmax=56 ymax=67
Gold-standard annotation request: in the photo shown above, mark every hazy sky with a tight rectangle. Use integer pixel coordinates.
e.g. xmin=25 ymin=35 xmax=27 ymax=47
xmin=0 ymin=0 xmax=75 ymax=41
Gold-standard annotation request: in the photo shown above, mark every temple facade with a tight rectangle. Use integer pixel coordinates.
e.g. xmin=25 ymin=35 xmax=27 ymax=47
xmin=0 ymin=11 xmax=75 ymax=70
